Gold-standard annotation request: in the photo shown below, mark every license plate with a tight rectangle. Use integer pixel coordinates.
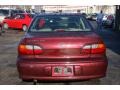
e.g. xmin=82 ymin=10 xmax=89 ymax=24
xmin=52 ymin=66 xmax=73 ymax=76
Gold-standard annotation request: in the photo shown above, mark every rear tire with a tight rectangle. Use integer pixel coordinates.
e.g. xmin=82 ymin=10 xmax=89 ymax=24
xmin=3 ymin=23 xmax=8 ymax=30
xmin=22 ymin=25 xmax=27 ymax=32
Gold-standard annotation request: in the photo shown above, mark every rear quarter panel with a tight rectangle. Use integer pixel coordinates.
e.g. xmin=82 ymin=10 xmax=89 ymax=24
xmin=3 ymin=19 xmax=13 ymax=28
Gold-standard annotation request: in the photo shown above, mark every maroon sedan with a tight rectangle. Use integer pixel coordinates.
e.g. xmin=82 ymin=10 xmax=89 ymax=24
xmin=17 ymin=14 xmax=108 ymax=82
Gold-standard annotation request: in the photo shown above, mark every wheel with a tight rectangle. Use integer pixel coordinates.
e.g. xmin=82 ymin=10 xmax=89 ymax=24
xmin=22 ymin=25 xmax=27 ymax=32
xmin=3 ymin=23 xmax=8 ymax=30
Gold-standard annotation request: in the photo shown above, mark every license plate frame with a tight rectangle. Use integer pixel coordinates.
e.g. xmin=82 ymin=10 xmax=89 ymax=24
xmin=52 ymin=66 xmax=73 ymax=76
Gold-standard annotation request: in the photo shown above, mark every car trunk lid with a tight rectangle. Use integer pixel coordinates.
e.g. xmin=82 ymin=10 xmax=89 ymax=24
xmin=20 ymin=32 xmax=102 ymax=59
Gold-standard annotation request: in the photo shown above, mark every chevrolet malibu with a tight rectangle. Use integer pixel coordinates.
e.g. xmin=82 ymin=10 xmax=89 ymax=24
xmin=17 ymin=14 xmax=108 ymax=82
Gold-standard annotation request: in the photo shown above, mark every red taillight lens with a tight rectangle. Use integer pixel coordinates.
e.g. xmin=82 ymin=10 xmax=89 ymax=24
xmin=18 ymin=45 xmax=43 ymax=55
xmin=82 ymin=43 xmax=106 ymax=54
xmin=18 ymin=45 xmax=34 ymax=55
xmin=91 ymin=44 xmax=105 ymax=54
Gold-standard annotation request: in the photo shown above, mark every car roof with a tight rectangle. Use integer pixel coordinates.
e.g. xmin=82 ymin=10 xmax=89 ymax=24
xmin=35 ymin=13 xmax=83 ymax=17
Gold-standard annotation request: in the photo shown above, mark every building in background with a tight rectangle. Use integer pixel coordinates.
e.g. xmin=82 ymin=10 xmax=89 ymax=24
xmin=0 ymin=5 xmax=116 ymax=14
xmin=92 ymin=5 xmax=115 ymax=14
xmin=34 ymin=5 xmax=89 ymax=13
xmin=34 ymin=5 xmax=115 ymax=14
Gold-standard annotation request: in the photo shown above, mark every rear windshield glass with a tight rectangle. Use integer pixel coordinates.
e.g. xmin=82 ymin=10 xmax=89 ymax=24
xmin=29 ymin=15 xmax=91 ymax=32
xmin=14 ymin=14 xmax=25 ymax=19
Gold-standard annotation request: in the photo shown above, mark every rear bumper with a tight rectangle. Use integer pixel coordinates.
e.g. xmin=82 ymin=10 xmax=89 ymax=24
xmin=17 ymin=60 xmax=108 ymax=81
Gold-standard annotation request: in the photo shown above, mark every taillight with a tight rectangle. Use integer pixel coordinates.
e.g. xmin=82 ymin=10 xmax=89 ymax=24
xmin=91 ymin=44 xmax=105 ymax=54
xmin=34 ymin=46 xmax=43 ymax=54
xmin=82 ymin=45 xmax=91 ymax=54
xmin=18 ymin=45 xmax=43 ymax=55
xmin=82 ymin=43 xmax=106 ymax=54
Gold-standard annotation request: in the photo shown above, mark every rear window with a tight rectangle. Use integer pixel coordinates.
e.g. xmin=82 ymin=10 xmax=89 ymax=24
xmin=29 ymin=15 xmax=91 ymax=32
xmin=14 ymin=14 xmax=25 ymax=19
